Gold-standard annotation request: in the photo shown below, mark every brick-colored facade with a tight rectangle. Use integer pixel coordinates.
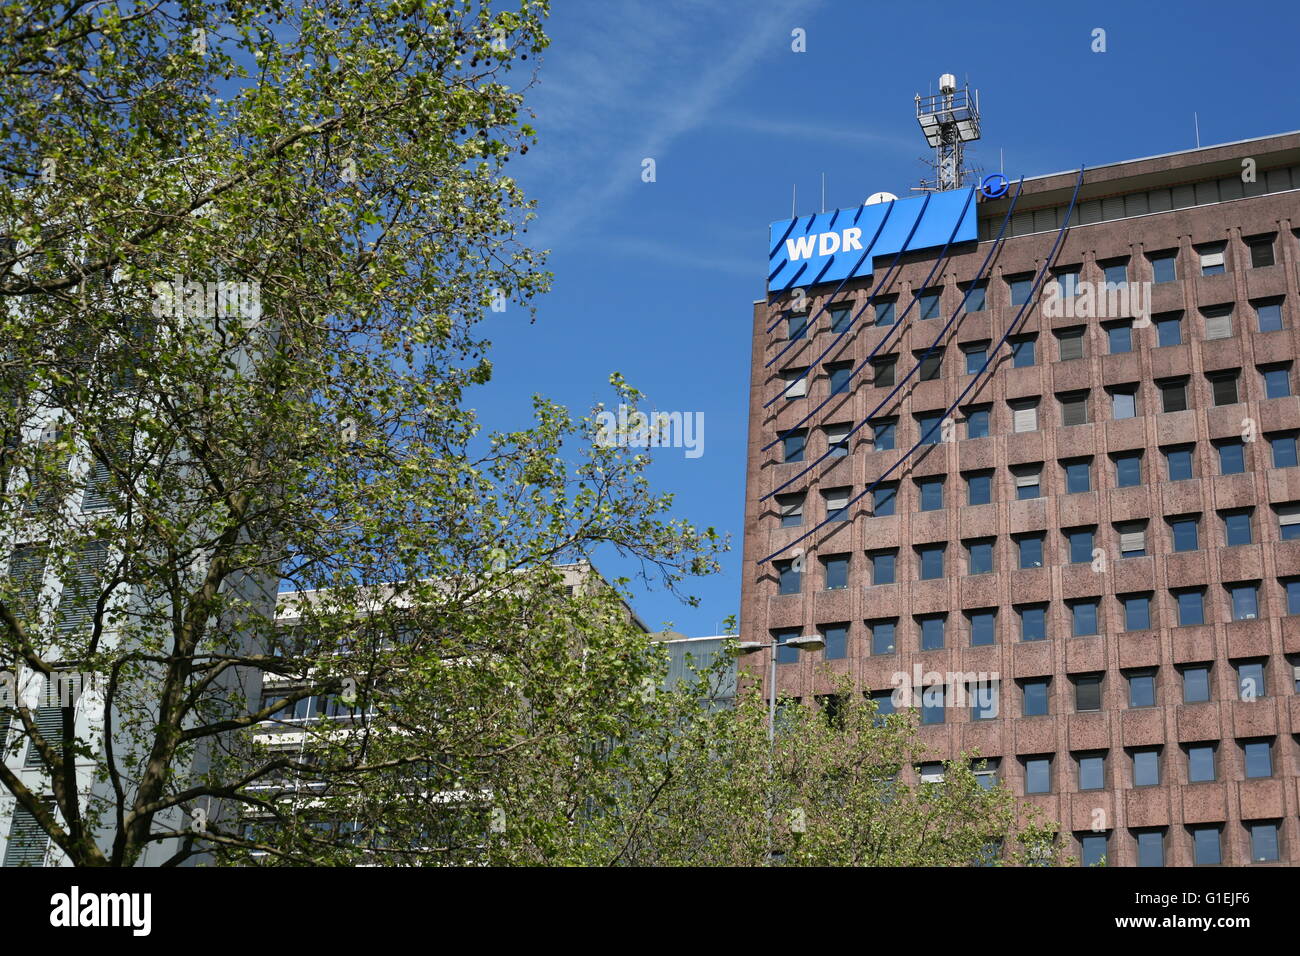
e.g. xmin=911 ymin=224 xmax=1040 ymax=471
xmin=741 ymin=131 xmax=1300 ymax=865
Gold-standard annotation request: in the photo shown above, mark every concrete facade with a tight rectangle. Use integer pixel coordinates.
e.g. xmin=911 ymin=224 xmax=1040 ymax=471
xmin=741 ymin=131 xmax=1300 ymax=865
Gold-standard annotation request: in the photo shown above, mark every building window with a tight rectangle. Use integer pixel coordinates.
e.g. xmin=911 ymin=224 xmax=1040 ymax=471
xmin=920 ymin=683 xmax=946 ymax=724
xmin=1157 ymin=377 xmax=1189 ymax=413
xmin=917 ymin=290 xmax=941 ymax=320
xmin=918 ymin=761 xmax=945 ymax=784
xmin=1198 ymin=242 xmax=1227 ymax=276
xmin=1155 ymin=313 xmax=1183 ymax=346
xmin=917 ymin=349 xmax=943 ymax=381
xmin=1064 ymin=458 xmax=1092 ymax=494
xmin=972 ymin=757 xmax=999 ymax=786
xmin=918 ymin=613 xmax=946 ymax=651
xmin=968 ymin=609 xmax=996 ymax=646
xmin=871 ymin=356 xmax=896 ymax=387
xmin=781 ymin=368 xmax=808 ymax=399
xmin=828 ymin=361 xmax=853 ymax=395
xmin=964 ymin=405 xmax=990 ymax=440
xmin=776 ymin=559 xmax=801 ymax=595
xmin=868 ymin=689 xmax=895 ymax=722
xmin=917 ymin=544 xmax=945 ymax=580
xmin=1054 ymin=267 xmax=1081 ymax=300
xmin=787 ymin=312 xmax=808 ymax=340
xmin=822 ymin=554 xmax=849 ymax=590
xmin=1255 ymin=298 xmax=1284 ymax=333
xmin=917 ymin=476 xmax=944 ymax=511
xmin=1270 ymin=433 xmax=1298 ymax=468
xmin=1191 ymin=826 xmax=1222 ymax=866
xmin=1208 ymin=369 xmax=1240 ymax=405
xmin=868 ymin=549 xmax=896 ymax=585
xmin=917 ymin=412 xmax=945 ymax=446
xmin=1170 ymin=515 xmax=1200 ymax=552
xmin=1217 ymin=439 xmax=1246 ymax=475
xmin=1075 ymin=674 xmax=1102 ymax=712
xmin=1017 ymin=533 xmax=1045 ymax=569
xmin=1022 ymin=677 xmax=1050 ymax=716
xmin=963 ymin=342 xmax=987 ymax=375
xmin=1235 ymin=658 xmax=1265 ymax=699
xmin=1262 ymin=364 xmax=1293 ymax=399
xmin=1102 ymin=259 xmax=1129 ymax=286
xmin=1059 ymin=390 xmax=1089 ymax=427
xmin=1182 ymin=664 xmax=1212 ymax=703
xmin=870 ymin=619 xmax=897 ymax=655
xmin=1016 ymin=604 xmax=1047 ymax=642
xmin=963 ymin=282 xmax=987 ymax=312
xmin=777 ymin=492 xmax=804 ymax=527
xmin=828 ymin=303 xmax=852 ymax=333
xmin=1149 ymin=250 xmax=1177 ymax=284
xmin=1008 ymin=274 xmax=1033 ymax=306
xmin=1242 ymin=739 xmax=1273 ymax=778
xmin=1117 ymin=521 xmax=1148 ymax=558
xmin=1110 ymin=387 xmax=1138 ymax=420
xmin=1114 ymin=450 xmax=1142 ymax=488
xmin=1247 ymin=234 xmax=1276 ymax=268
xmin=1057 ymin=326 xmax=1085 ymax=362
xmin=971 ymin=684 xmax=999 ymax=722
xmin=967 ymin=539 xmax=994 ymax=575
xmin=1122 ymin=593 xmax=1151 ymax=631
xmin=1066 ymin=526 xmax=1095 ymax=564
xmin=774 ymin=628 xmax=802 ymax=664
xmin=1229 ymin=582 xmax=1260 ymax=622
xmin=1070 ymin=598 xmax=1100 ymax=637
xmin=1284 ymin=577 xmax=1300 ymax=615
xmin=821 ymin=623 xmax=849 ymax=660
xmin=1132 ymin=749 xmax=1161 ymax=787
xmin=824 ymin=423 xmax=851 ymax=458
xmin=872 ymin=483 xmax=897 ymax=517
xmin=1077 ymin=752 xmax=1106 ymax=791
xmin=871 ymin=418 xmax=896 ymax=451
xmin=1187 ymin=744 xmax=1216 ymax=783
xmin=1165 ymin=445 xmax=1194 ymax=481
xmin=1135 ymin=829 xmax=1165 ymax=867
xmin=1079 ymin=832 xmax=1109 ymax=867
xmin=1024 ymin=755 xmax=1052 ymax=794
xmin=1127 ymin=669 xmax=1157 ymax=707
xmin=1013 ymin=464 xmax=1042 ymax=499
xmin=966 ymin=471 xmax=993 ymax=506
xmin=1174 ymin=587 xmax=1205 ymax=626
xmin=823 ymin=487 xmax=850 ymax=522
xmin=1203 ymin=306 xmax=1234 ymax=341
xmin=1248 ymin=822 xmax=1280 ymax=863
xmin=874 ymin=298 xmax=896 ymax=327
xmin=1279 ymin=503 xmax=1300 ymax=539
xmin=1010 ymin=399 xmax=1039 ymax=433
xmin=781 ymin=429 xmax=806 ymax=464
xmin=1010 ymin=335 xmax=1036 ymax=367
xmin=1106 ymin=322 xmax=1133 ymax=354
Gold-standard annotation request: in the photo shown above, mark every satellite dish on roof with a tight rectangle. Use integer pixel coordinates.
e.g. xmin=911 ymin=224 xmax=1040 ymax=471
xmin=865 ymin=191 xmax=898 ymax=205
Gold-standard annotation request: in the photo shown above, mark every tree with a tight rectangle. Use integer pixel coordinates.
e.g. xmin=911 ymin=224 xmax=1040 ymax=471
xmin=0 ymin=0 xmax=724 ymax=866
xmin=538 ymin=667 xmax=1065 ymax=867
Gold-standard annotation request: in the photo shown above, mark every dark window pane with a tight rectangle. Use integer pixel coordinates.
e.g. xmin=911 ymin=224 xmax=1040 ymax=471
xmin=1115 ymin=452 xmax=1142 ymax=487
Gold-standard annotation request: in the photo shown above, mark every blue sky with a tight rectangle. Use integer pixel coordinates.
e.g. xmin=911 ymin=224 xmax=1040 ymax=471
xmin=473 ymin=0 xmax=1300 ymax=635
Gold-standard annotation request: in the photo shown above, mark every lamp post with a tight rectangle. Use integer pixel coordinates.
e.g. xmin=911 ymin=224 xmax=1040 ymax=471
xmin=733 ymin=631 xmax=824 ymax=863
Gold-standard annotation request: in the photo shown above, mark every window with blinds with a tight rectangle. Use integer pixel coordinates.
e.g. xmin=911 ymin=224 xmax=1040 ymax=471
xmin=1011 ymin=400 xmax=1038 ymax=433
xmin=781 ymin=368 xmax=808 ymax=399
xmin=1278 ymin=503 xmax=1300 ymax=540
xmin=1013 ymin=468 xmax=1042 ymax=499
xmin=776 ymin=493 xmax=804 ymax=527
xmin=823 ymin=488 xmax=850 ymax=521
xmin=1197 ymin=243 xmax=1227 ymax=276
xmin=871 ymin=357 xmax=896 ymax=387
xmin=824 ymin=424 xmax=851 ymax=457
xmin=6 ymin=544 xmax=47 ymax=620
xmin=1208 ymin=371 xmax=1240 ymax=406
xmin=1059 ymin=392 xmax=1089 ymax=427
xmin=23 ymin=706 xmax=65 ymax=768
xmin=55 ymin=540 xmax=108 ymax=633
xmin=1117 ymin=522 xmax=1147 ymax=557
xmin=917 ymin=350 xmax=943 ymax=381
xmin=1203 ymin=307 xmax=1233 ymax=340
xmin=80 ymin=423 xmax=132 ymax=513
xmin=1158 ymin=378 xmax=1190 ymax=413
xmin=1057 ymin=328 xmax=1085 ymax=361
xmin=22 ymin=430 xmax=72 ymax=516
xmin=2 ymin=799 xmax=52 ymax=867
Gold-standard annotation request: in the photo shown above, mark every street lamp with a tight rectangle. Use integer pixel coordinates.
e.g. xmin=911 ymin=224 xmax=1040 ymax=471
xmin=732 ymin=631 xmax=824 ymax=865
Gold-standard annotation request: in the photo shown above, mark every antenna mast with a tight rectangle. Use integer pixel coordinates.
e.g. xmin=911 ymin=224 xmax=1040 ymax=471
xmin=914 ymin=73 xmax=981 ymax=191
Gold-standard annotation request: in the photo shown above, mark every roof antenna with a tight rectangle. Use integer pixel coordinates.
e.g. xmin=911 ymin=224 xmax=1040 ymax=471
xmin=1193 ymin=112 xmax=1201 ymax=148
xmin=821 ymin=173 xmax=826 ymax=214
xmin=791 ymin=184 xmax=796 ymax=218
